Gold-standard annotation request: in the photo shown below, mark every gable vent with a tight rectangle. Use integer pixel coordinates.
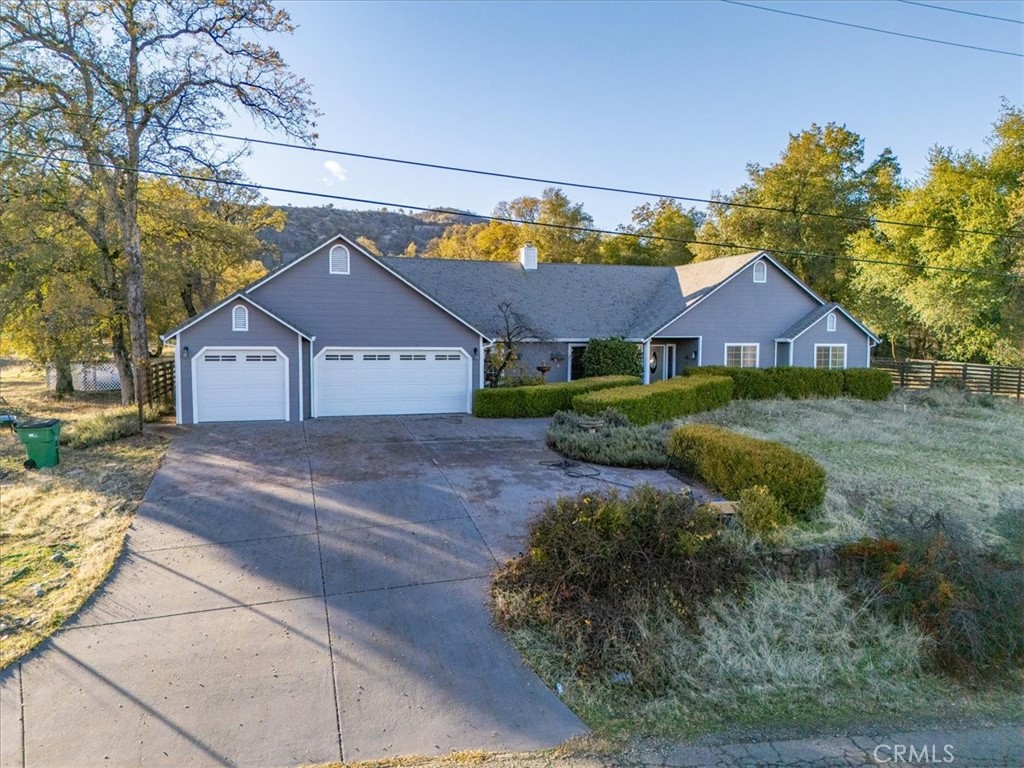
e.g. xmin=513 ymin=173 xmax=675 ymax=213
xmin=329 ymin=244 xmax=350 ymax=275
xmin=232 ymin=305 xmax=248 ymax=331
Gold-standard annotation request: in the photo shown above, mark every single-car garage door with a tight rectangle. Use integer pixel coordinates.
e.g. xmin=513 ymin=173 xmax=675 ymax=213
xmin=314 ymin=348 xmax=470 ymax=417
xmin=194 ymin=348 xmax=288 ymax=422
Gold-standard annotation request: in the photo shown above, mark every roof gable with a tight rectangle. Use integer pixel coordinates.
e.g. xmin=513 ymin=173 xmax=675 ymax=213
xmin=777 ymin=302 xmax=880 ymax=343
xmin=160 ymin=293 xmax=314 ymax=341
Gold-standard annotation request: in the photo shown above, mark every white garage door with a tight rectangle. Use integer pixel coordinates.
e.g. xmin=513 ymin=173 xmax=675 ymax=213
xmin=315 ymin=348 xmax=470 ymax=417
xmin=194 ymin=348 xmax=288 ymax=423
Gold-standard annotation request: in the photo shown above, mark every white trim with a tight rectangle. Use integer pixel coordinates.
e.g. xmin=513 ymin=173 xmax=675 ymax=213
xmin=752 ymin=260 xmax=767 ymax=283
xmin=328 ymin=244 xmax=351 ymax=275
xmin=773 ymin=341 xmax=778 ymax=368
xmin=478 ymin=336 xmax=484 ymax=391
xmin=298 ymin=335 xmax=304 ymax=422
xmin=312 ymin=346 xmax=473 ymax=416
xmin=789 ymin=341 xmax=794 ymax=367
xmin=697 ymin=336 xmax=702 ymax=367
xmin=174 ymin=341 xmax=183 ymax=424
xmin=814 ymin=343 xmax=848 ymax=370
xmin=243 ymin=234 xmax=492 ymax=342
xmin=826 ymin=312 xmax=837 ymax=332
xmin=649 ymin=252 xmax=826 ymax=339
xmin=191 ymin=345 xmax=290 ymax=424
xmin=310 ymin=342 xmax=318 ymax=418
xmin=232 ymin=305 xmax=249 ymax=332
xmin=782 ymin=305 xmax=881 ymax=344
xmin=161 ymin=294 xmax=315 ymax=342
xmin=566 ymin=342 xmax=588 ymax=382
xmin=724 ymin=342 xmax=759 ymax=368
xmin=866 ymin=338 xmax=872 ymax=368
xmin=642 ymin=340 xmax=651 ymax=384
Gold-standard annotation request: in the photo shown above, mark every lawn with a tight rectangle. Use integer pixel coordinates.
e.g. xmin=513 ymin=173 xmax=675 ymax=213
xmin=0 ymin=361 xmax=168 ymax=667
xmin=499 ymin=388 xmax=1024 ymax=743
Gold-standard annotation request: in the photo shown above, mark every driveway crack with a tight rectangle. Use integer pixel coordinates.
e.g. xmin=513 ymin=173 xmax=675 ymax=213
xmin=303 ymin=421 xmax=345 ymax=764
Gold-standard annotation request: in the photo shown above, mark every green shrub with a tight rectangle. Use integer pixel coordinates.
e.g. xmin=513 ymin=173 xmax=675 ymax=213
xmin=581 ymin=337 xmax=642 ymax=378
xmin=668 ymin=424 xmax=826 ymax=519
xmin=736 ymin=485 xmax=792 ymax=543
xmin=772 ymin=368 xmax=844 ymax=399
xmin=572 ymin=375 xmax=733 ymax=426
xmin=686 ymin=366 xmax=784 ymax=399
xmin=492 ymin=486 xmax=743 ymax=687
xmin=472 ymin=375 xmax=639 ymax=418
xmin=839 ymin=519 xmax=1024 ymax=679
xmin=842 ymin=368 xmax=893 ymax=400
xmin=546 ymin=409 xmax=671 ymax=468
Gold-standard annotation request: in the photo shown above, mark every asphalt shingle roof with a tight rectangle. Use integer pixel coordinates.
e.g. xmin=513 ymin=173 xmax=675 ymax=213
xmin=777 ymin=302 xmax=841 ymax=341
xmin=379 ymin=251 xmax=764 ymax=340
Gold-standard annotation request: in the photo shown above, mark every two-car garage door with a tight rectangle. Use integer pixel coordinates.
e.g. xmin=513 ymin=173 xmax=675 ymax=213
xmin=314 ymin=348 xmax=470 ymax=417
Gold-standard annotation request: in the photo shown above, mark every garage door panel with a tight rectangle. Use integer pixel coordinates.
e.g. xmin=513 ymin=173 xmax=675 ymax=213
xmin=195 ymin=349 xmax=287 ymax=423
xmin=315 ymin=349 xmax=469 ymax=417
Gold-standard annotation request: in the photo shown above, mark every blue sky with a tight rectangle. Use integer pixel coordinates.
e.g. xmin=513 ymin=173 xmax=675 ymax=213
xmin=227 ymin=0 xmax=1024 ymax=229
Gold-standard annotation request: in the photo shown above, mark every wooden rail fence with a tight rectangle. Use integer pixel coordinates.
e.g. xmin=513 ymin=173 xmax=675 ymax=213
xmin=145 ymin=359 xmax=176 ymax=406
xmin=872 ymin=358 xmax=1023 ymax=400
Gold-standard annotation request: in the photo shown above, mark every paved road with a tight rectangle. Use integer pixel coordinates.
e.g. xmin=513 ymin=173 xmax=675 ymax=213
xmin=0 ymin=416 xmax=680 ymax=768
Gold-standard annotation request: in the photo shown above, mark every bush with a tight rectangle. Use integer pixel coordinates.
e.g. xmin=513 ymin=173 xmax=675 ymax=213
xmin=687 ymin=365 xmax=883 ymax=401
xmin=668 ymin=424 xmax=826 ymax=520
xmin=61 ymin=402 xmax=172 ymax=449
xmin=492 ymin=486 xmax=743 ymax=687
xmin=581 ymin=337 xmax=642 ymax=378
xmin=546 ymin=409 xmax=671 ymax=468
xmin=839 ymin=519 xmax=1024 ymax=679
xmin=736 ymin=485 xmax=792 ymax=543
xmin=472 ymin=375 xmax=639 ymax=418
xmin=573 ymin=375 xmax=733 ymax=426
xmin=842 ymin=368 xmax=893 ymax=401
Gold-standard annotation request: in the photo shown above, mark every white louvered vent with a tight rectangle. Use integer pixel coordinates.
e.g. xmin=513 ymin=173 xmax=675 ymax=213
xmin=329 ymin=244 xmax=350 ymax=275
xmin=753 ymin=261 xmax=767 ymax=284
xmin=232 ymin=305 xmax=248 ymax=331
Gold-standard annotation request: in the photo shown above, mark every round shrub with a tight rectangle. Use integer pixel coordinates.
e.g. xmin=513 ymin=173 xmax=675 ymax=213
xmin=581 ymin=337 xmax=642 ymax=378
xmin=546 ymin=409 xmax=671 ymax=468
xmin=668 ymin=424 xmax=826 ymax=520
xmin=736 ymin=485 xmax=792 ymax=543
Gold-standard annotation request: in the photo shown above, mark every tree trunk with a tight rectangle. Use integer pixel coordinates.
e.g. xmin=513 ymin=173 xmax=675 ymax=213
xmin=53 ymin=356 xmax=74 ymax=399
xmin=180 ymin=284 xmax=198 ymax=318
xmin=111 ymin=320 xmax=134 ymax=405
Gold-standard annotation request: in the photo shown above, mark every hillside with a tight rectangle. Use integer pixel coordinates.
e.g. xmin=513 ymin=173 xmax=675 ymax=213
xmin=258 ymin=205 xmax=479 ymax=264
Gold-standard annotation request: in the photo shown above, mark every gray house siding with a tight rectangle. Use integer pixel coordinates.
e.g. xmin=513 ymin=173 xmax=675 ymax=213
xmin=510 ymin=342 xmax=572 ymax=383
xmin=791 ymin=312 xmax=871 ymax=368
xmin=657 ymin=259 xmax=822 ymax=368
xmin=250 ymin=238 xmax=483 ymax=388
xmin=177 ymin=297 xmax=302 ymax=424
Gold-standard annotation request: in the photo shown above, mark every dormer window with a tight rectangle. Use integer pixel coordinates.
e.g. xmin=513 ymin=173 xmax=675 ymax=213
xmin=232 ymin=305 xmax=248 ymax=331
xmin=827 ymin=312 xmax=837 ymax=332
xmin=329 ymin=244 xmax=350 ymax=275
xmin=753 ymin=261 xmax=767 ymax=283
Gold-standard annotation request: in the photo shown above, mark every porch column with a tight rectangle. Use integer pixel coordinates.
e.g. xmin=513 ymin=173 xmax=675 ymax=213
xmin=642 ymin=340 xmax=651 ymax=385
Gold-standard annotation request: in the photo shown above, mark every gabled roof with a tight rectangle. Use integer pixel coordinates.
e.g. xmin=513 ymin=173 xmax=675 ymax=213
xmin=159 ymin=292 xmax=315 ymax=342
xmin=776 ymin=302 xmax=881 ymax=344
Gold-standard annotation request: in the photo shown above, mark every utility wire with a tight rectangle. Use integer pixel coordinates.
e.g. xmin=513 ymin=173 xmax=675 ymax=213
xmin=896 ymin=0 xmax=1024 ymax=25
xmin=720 ymin=0 xmax=1024 ymax=57
xmin=5 ymin=147 xmax=1021 ymax=281
xmin=1 ymin=99 xmax=1017 ymax=241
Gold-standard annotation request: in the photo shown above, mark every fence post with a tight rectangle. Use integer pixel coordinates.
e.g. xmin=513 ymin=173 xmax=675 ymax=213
xmin=990 ymin=366 xmax=995 ymax=395
xmin=962 ymin=364 xmax=968 ymax=387
xmin=1018 ymin=367 xmax=1022 ymax=401
xmin=899 ymin=360 xmax=907 ymax=388
xmin=930 ymin=362 xmax=935 ymax=387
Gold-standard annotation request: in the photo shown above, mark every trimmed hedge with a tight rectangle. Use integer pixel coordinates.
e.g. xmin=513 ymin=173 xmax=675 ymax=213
xmin=581 ymin=337 xmax=642 ymax=378
xmin=686 ymin=365 xmax=882 ymax=401
xmin=668 ymin=424 xmax=826 ymax=519
xmin=843 ymin=368 xmax=894 ymax=400
xmin=572 ymin=375 xmax=733 ymax=426
xmin=472 ymin=375 xmax=639 ymax=418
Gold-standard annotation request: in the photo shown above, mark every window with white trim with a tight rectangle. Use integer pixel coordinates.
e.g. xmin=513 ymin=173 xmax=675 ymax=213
xmin=232 ymin=305 xmax=248 ymax=331
xmin=753 ymin=261 xmax=767 ymax=283
xmin=329 ymin=244 xmax=350 ymax=275
xmin=725 ymin=343 xmax=758 ymax=368
xmin=826 ymin=312 xmax=837 ymax=332
xmin=815 ymin=345 xmax=846 ymax=369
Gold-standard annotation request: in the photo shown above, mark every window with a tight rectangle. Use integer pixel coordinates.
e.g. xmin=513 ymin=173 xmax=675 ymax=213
xmin=725 ymin=343 xmax=758 ymax=368
xmin=815 ymin=344 xmax=846 ymax=369
xmin=826 ymin=312 xmax=837 ymax=332
xmin=568 ymin=344 xmax=587 ymax=381
xmin=434 ymin=354 xmax=461 ymax=361
xmin=325 ymin=353 xmax=354 ymax=361
xmin=232 ymin=305 xmax=248 ymax=331
xmin=329 ymin=244 xmax=350 ymax=275
xmin=245 ymin=354 xmax=277 ymax=362
xmin=753 ymin=261 xmax=767 ymax=283
xmin=362 ymin=354 xmax=391 ymax=361
xmin=400 ymin=354 xmax=427 ymax=361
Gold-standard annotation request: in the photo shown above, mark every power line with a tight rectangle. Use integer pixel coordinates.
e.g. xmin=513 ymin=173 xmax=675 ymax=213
xmin=1 ymin=100 xmax=1018 ymax=241
xmin=4 ymin=147 xmax=1021 ymax=282
xmin=896 ymin=0 xmax=1024 ymax=25
xmin=721 ymin=0 xmax=1024 ymax=57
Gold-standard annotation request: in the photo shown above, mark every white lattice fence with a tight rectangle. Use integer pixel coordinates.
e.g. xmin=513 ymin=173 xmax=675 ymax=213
xmin=45 ymin=362 xmax=122 ymax=392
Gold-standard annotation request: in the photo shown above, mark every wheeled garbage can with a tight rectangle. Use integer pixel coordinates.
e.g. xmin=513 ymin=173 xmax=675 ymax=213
xmin=15 ymin=418 xmax=62 ymax=469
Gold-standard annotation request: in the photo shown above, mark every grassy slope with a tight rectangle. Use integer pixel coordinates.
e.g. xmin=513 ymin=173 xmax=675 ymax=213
xmin=500 ymin=391 xmax=1024 ymax=742
xmin=0 ymin=362 xmax=167 ymax=667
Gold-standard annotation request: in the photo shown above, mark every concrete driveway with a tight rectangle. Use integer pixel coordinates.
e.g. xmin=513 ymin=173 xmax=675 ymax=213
xmin=0 ymin=415 xmax=684 ymax=768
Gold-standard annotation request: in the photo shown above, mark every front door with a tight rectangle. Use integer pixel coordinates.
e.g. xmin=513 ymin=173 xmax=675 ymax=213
xmin=649 ymin=344 xmax=673 ymax=381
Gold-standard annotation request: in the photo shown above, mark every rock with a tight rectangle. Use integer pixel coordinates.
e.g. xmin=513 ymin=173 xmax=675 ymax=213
xmin=50 ymin=551 xmax=65 ymax=563
xmin=62 ymin=560 xmax=74 ymax=568
xmin=34 ymin=587 xmax=46 ymax=598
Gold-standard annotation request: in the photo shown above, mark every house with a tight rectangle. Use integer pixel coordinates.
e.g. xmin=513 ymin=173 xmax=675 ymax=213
xmin=160 ymin=234 xmax=879 ymax=424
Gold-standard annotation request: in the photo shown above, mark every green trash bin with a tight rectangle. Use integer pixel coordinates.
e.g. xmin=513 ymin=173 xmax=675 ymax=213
xmin=15 ymin=418 xmax=62 ymax=469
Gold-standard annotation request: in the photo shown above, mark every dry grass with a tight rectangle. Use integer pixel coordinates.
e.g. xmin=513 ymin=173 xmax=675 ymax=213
xmin=0 ymin=360 xmax=168 ymax=667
